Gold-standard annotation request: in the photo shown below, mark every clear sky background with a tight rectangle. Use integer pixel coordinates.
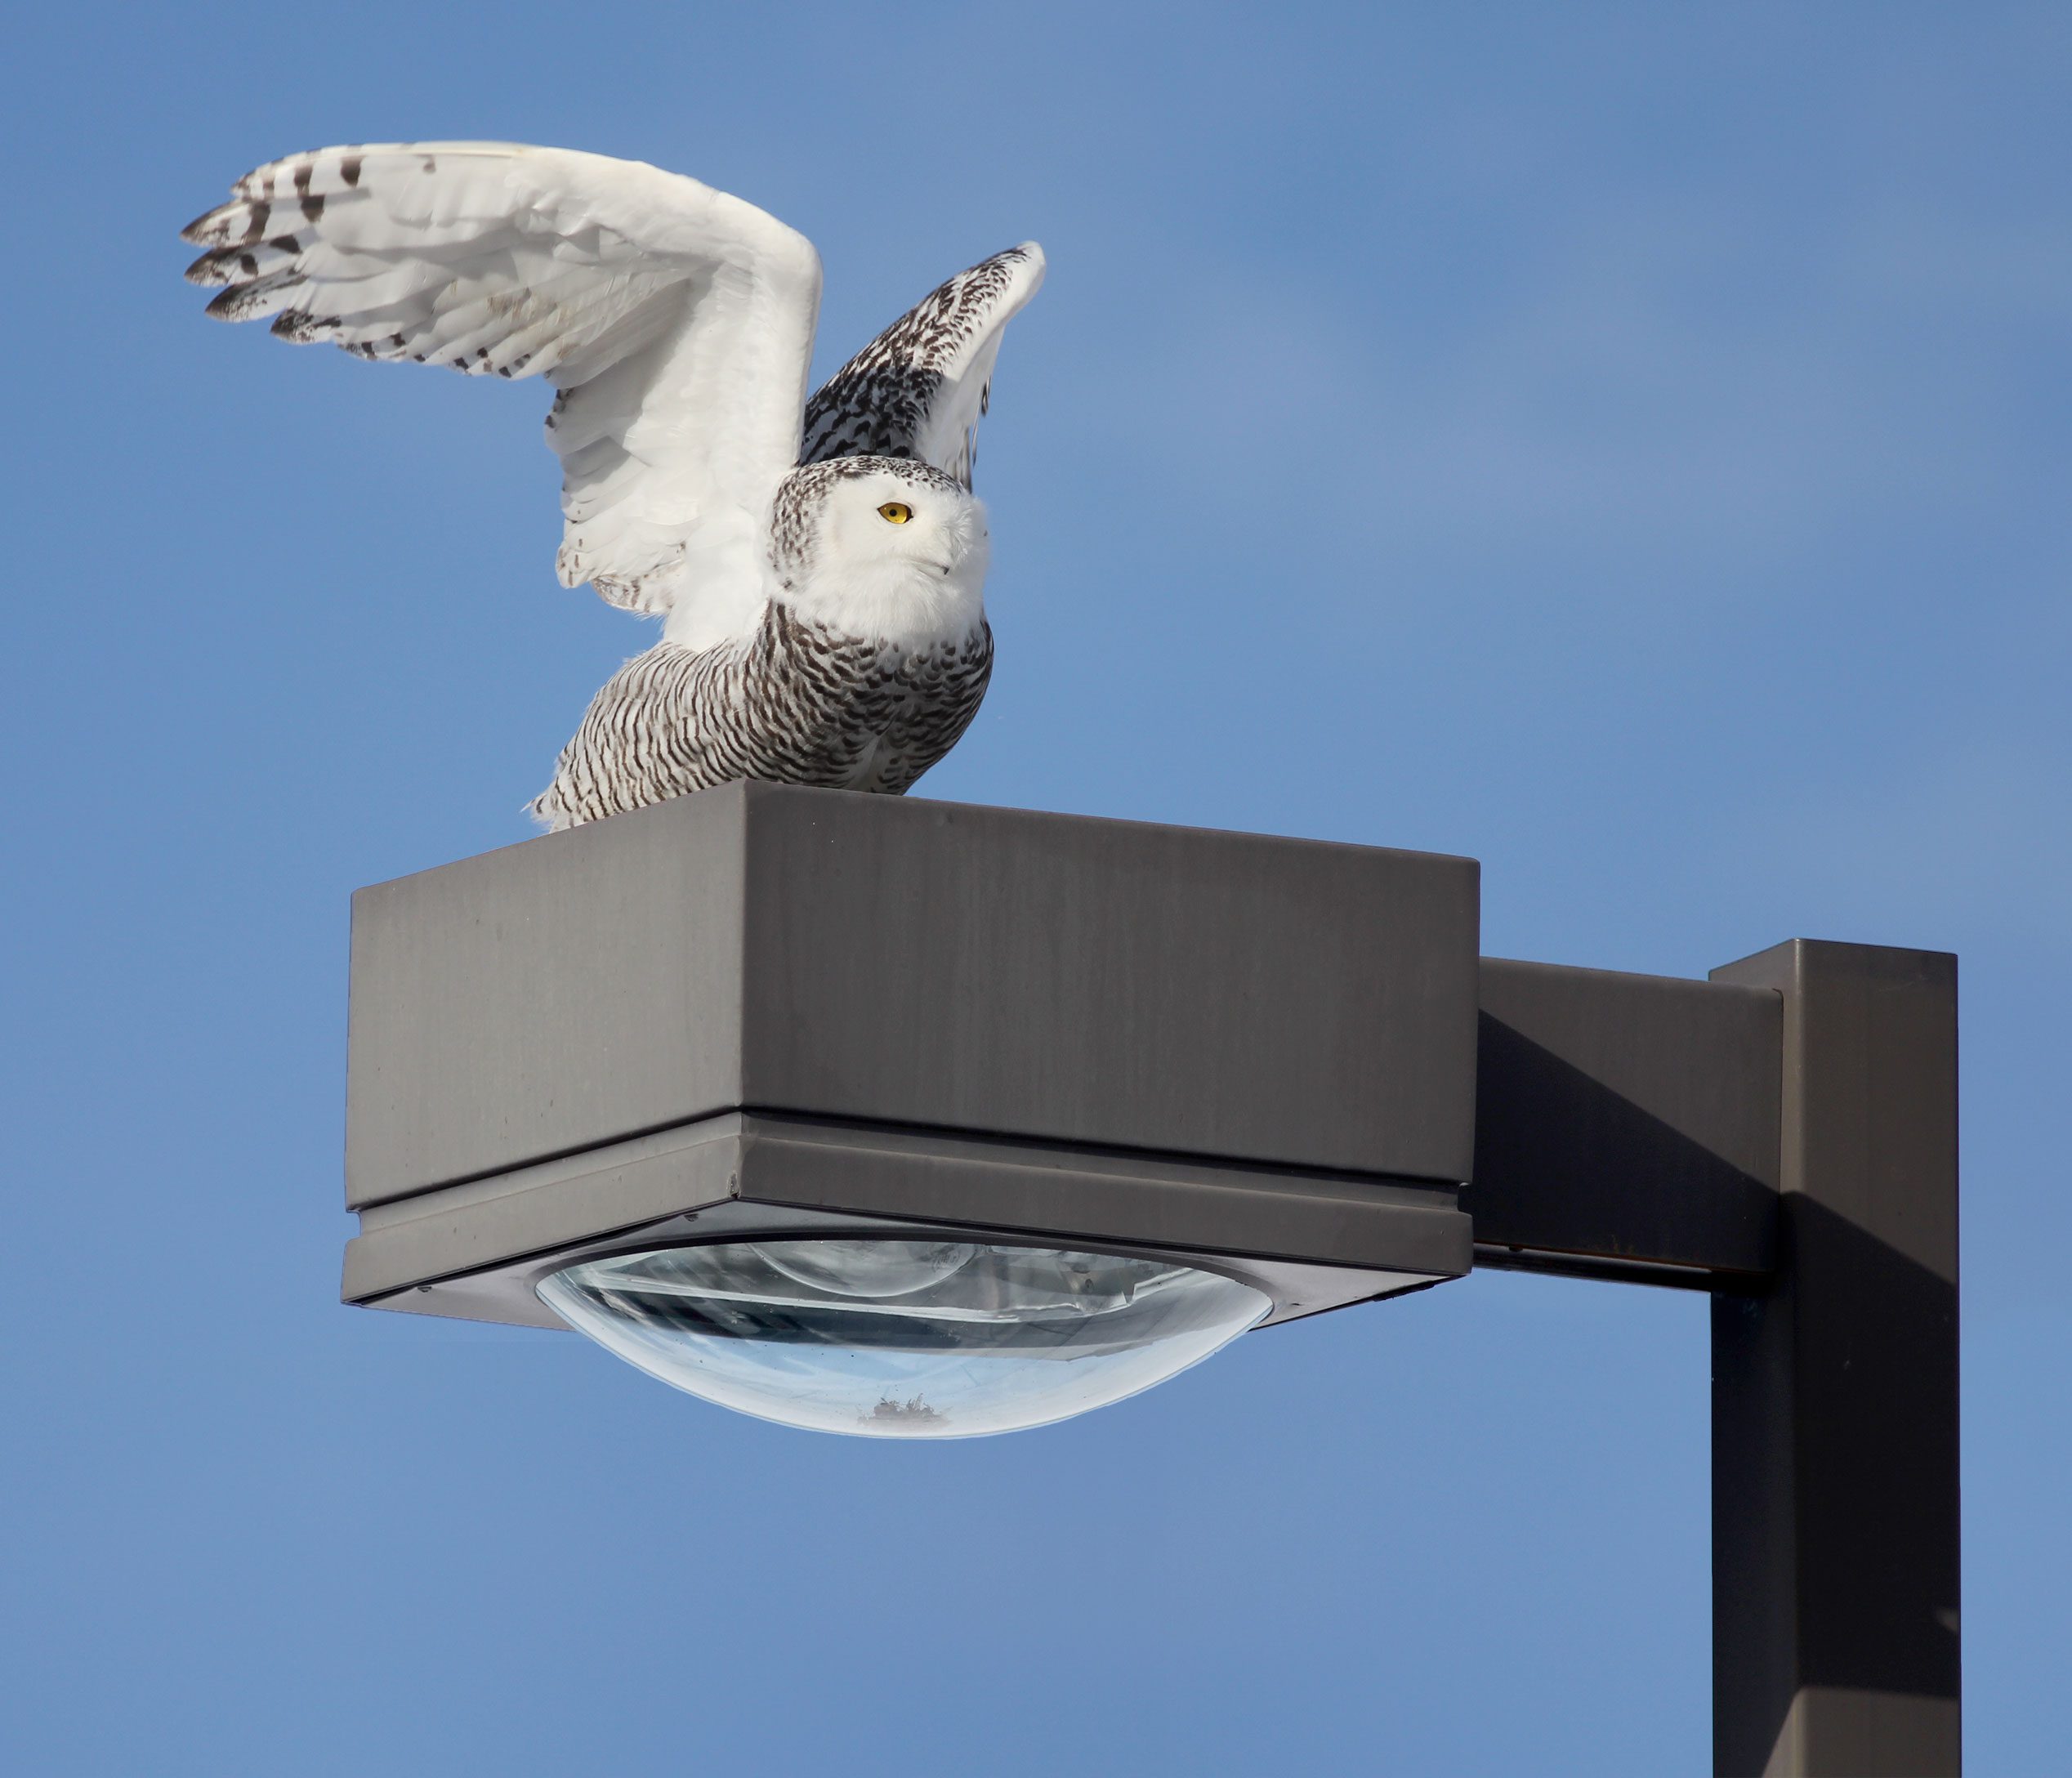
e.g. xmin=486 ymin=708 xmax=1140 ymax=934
xmin=3 ymin=3 xmax=2065 ymax=1771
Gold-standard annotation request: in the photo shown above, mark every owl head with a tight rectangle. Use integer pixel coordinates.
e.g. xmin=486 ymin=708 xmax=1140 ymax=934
xmin=769 ymin=457 xmax=990 ymax=642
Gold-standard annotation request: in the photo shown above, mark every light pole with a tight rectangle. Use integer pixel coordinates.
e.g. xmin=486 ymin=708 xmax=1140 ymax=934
xmin=342 ymin=782 xmax=1958 ymax=1777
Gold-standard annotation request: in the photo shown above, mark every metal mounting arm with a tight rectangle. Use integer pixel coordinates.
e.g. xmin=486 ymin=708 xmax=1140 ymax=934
xmin=1467 ymin=944 xmax=1961 ymax=1776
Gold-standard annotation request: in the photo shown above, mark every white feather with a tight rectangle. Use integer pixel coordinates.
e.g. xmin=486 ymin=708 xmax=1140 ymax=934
xmin=185 ymin=141 xmax=822 ymax=625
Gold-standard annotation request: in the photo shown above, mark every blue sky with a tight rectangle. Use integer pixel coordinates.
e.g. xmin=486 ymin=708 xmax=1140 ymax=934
xmin=3 ymin=2 xmax=2066 ymax=1771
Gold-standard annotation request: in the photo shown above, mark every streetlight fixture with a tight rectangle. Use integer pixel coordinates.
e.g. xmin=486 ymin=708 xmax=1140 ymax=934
xmin=341 ymin=781 xmax=1958 ymax=1776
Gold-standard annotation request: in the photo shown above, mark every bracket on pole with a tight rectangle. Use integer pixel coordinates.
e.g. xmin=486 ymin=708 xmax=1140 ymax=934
xmin=1466 ymin=944 xmax=1960 ymax=1776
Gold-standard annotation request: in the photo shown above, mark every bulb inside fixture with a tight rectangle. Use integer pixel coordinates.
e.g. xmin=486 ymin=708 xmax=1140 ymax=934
xmin=748 ymin=1238 xmax=979 ymax=1298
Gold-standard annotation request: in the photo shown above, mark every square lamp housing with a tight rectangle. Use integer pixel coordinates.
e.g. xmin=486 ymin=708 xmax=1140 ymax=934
xmin=342 ymin=785 xmax=1481 ymax=1392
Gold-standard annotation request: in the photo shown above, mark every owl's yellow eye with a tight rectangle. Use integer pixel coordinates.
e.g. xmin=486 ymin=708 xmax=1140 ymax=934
xmin=877 ymin=502 xmax=913 ymax=524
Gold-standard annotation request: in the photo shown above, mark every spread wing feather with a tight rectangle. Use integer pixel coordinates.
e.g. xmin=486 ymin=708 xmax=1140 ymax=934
xmin=801 ymin=243 xmax=1043 ymax=487
xmin=183 ymin=141 xmax=823 ymax=619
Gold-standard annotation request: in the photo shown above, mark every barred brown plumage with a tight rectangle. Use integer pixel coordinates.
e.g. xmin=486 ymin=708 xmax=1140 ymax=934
xmin=531 ymin=602 xmax=994 ymax=831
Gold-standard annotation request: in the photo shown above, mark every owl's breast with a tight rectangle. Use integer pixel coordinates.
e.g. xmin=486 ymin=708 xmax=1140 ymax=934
xmin=532 ymin=605 xmax=995 ymax=829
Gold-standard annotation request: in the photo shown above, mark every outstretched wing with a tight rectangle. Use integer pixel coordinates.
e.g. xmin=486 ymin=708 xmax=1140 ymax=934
xmin=183 ymin=142 xmax=823 ymax=619
xmin=800 ymin=243 xmax=1043 ymax=487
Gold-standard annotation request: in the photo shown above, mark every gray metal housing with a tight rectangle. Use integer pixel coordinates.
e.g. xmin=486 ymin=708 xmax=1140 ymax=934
xmin=343 ymin=783 xmax=1483 ymax=1321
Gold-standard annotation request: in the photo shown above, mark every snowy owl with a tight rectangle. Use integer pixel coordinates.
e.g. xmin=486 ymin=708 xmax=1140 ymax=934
xmin=181 ymin=142 xmax=1043 ymax=828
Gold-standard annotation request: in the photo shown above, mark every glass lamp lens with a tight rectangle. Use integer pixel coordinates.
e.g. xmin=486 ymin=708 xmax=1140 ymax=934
xmin=537 ymin=1239 xmax=1270 ymax=1439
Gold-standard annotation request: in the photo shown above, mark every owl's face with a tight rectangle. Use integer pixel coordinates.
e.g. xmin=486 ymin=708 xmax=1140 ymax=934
xmin=771 ymin=458 xmax=990 ymax=644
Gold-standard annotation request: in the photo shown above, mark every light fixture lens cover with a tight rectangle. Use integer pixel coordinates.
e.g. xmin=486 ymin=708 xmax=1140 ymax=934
xmin=537 ymin=1238 xmax=1271 ymax=1438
